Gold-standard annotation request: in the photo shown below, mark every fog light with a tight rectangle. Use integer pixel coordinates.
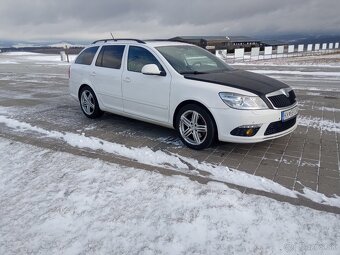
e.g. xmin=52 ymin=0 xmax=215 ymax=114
xmin=230 ymin=124 xmax=262 ymax=137
xmin=245 ymin=128 xmax=254 ymax=136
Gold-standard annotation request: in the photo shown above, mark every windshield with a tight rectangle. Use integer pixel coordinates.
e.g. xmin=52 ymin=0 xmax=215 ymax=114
xmin=156 ymin=45 xmax=233 ymax=75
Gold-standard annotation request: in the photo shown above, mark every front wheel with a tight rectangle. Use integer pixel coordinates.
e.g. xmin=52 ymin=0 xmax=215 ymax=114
xmin=79 ymin=86 xmax=103 ymax=118
xmin=176 ymin=104 xmax=216 ymax=150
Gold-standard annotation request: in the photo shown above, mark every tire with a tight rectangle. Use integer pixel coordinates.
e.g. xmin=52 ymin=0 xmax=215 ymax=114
xmin=176 ymin=104 xmax=216 ymax=150
xmin=79 ymin=86 xmax=103 ymax=119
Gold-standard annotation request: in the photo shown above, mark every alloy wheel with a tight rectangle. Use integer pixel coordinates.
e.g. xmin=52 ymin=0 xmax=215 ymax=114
xmin=179 ymin=110 xmax=208 ymax=145
xmin=80 ymin=90 xmax=95 ymax=115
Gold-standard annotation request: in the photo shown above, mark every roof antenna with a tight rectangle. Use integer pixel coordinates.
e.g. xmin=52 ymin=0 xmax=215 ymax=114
xmin=110 ymin=32 xmax=114 ymax=39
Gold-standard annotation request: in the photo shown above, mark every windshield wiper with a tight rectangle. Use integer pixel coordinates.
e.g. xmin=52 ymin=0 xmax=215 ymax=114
xmin=180 ymin=71 xmax=207 ymax=75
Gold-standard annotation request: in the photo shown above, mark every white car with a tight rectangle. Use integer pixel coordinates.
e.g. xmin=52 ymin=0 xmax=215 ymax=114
xmin=69 ymin=39 xmax=298 ymax=149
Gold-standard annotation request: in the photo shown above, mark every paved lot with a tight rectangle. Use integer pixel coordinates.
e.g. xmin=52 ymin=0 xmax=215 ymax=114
xmin=0 ymin=54 xmax=339 ymax=203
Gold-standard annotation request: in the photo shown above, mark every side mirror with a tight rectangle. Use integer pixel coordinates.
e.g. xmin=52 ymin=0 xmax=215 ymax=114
xmin=141 ymin=64 xmax=164 ymax=76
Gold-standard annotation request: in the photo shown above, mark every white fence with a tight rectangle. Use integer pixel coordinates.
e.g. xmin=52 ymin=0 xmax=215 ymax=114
xmin=216 ymin=41 xmax=340 ymax=62
xmin=234 ymin=48 xmax=245 ymax=60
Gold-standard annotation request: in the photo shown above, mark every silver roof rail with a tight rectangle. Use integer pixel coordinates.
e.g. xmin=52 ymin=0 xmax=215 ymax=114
xmin=92 ymin=38 xmax=146 ymax=44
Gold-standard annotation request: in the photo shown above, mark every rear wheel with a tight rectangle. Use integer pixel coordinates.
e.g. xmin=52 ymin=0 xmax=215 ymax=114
xmin=176 ymin=104 xmax=216 ymax=150
xmin=79 ymin=86 xmax=103 ymax=118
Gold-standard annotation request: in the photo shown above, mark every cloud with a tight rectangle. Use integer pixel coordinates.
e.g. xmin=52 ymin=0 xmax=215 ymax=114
xmin=0 ymin=0 xmax=339 ymax=41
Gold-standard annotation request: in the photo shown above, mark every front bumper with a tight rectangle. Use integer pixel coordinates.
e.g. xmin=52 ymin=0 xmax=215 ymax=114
xmin=210 ymin=105 xmax=298 ymax=143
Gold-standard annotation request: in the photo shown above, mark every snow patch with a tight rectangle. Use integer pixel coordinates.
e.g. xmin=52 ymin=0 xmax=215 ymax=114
xmin=0 ymin=51 xmax=77 ymax=63
xmin=305 ymin=92 xmax=322 ymax=96
xmin=1 ymin=138 xmax=339 ymax=254
xmin=232 ymin=62 xmax=340 ymax=68
xmin=1 ymin=115 xmax=340 ymax=207
xmin=0 ymin=115 xmax=187 ymax=169
xmin=300 ymin=160 xmax=320 ymax=168
xmin=298 ymin=116 xmax=340 ymax=132
xmin=323 ymin=107 xmax=340 ymax=112
xmin=0 ymin=115 xmax=298 ymax=198
xmin=248 ymin=70 xmax=340 ymax=78
xmin=299 ymin=105 xmax=340 ymax=113
xmin=1 ymin=51 xmax=42 ymax=56
xmin=49 ymin=42 xmax=84 ymax=48
xmin=301 ymin=187 xmax=340 ymax=208
xmin=294 ymin=86 xmax=340 ymax=92
xmin=0 ymin=60 xmax=18 ymax=64
xmin=175 ymin=154 xmax=297 ymax=197
xmin=156 ymin=136 xmax=183 ymax=146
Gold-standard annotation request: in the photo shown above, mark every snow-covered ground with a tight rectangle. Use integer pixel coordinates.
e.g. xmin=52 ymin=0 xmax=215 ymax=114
xmin=298 ymin=115 xmax=340 ymax=133
xmin=1 ymin=114 xmax=340 ymax=208
xmin=1 ymin=138 xmax=339 ymax=254
xmin=1 ymin=50 xmax=340 ymax=254
xmin=249 ymin=69 xmax=340 ymax=78
xmin=0 ymin=51 xmax=77 ymax=65
xmin=227 ymin=53 xmax=340 ymax=67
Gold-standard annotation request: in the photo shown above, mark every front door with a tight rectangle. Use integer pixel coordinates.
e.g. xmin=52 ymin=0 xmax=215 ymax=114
xmin=122 ymin=46 xmax=171 ymax=124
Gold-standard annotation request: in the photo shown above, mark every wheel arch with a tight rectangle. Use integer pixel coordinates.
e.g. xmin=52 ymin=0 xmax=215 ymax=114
xmin=78 ymin=84 xmax=103 ymax=118
xmin=78 ymin=84 xmax=93 ymax=100
xmin=173 ymin=100 xmax=218 ymax=137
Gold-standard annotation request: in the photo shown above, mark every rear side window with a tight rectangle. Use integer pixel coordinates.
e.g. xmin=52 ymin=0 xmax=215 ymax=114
xmin=95 ymin=45 xmax=125 ymax=69
xmin=75 ymin=46 xmax=99 ymax=65
xmin=127 ymin=46 xmax=164 ymax=73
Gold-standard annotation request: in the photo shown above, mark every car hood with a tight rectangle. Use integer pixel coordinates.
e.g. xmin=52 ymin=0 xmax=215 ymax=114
xmin=183 ymin=69 xmax=289 ymax=96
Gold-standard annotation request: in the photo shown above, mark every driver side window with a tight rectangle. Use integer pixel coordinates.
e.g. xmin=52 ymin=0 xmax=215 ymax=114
xmin=127 ymin=46 xmax=164 ymax=73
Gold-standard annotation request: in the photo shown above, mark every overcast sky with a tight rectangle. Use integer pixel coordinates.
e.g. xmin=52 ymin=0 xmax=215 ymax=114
xmin=1 ymin=0 xmax=340 ymax=41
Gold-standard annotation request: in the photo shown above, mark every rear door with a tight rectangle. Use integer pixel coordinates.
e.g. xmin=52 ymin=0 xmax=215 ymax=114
xmin=70 ymin=46 xmax=99 ymax=97
xmin=122 ymin=45 xmax=171 ymax=123
xmin=91 ymin=45 xmax=125 ymax=111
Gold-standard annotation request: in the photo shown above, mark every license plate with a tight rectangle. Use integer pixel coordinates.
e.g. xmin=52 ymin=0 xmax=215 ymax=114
xmin=281 ymin=106 xmax=298 ymax=122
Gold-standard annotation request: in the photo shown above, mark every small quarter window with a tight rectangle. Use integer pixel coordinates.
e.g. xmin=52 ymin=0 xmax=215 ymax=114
xmin=127 ymin=46 xmax=164 ymax=73
xmin=75 ymin=47 xmax=99 ymax=65
xmin=95 ymin=45 xmax=125 ymax=69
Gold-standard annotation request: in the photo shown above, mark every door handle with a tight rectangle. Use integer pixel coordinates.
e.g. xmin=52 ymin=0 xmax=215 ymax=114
xmin=90 ymin=71 xmax=96 ymax=76
xmin=123 ymin=77 xmax=131 ymax=83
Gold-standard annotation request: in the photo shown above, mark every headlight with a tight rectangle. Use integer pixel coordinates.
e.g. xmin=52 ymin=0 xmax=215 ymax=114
xmin=219 ymin=92 xmax=268 ymax=110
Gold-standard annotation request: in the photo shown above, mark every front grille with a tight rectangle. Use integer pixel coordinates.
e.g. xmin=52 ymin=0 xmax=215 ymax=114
xmin=268 ymin=90 xmax=296 ymax=108
xmin=264 ymin=117 xmax=296 ymax=136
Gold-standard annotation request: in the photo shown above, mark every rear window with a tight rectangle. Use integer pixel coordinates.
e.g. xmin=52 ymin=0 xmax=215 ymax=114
xmin=75 ymin=46 xmax=99 ymax=65
xmin=95 ymin=45 xmax=125 ymax=69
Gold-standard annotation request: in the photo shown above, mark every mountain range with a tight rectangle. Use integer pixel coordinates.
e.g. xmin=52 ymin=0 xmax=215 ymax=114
xmin=1 ymin=34 xmax=340 ymax=49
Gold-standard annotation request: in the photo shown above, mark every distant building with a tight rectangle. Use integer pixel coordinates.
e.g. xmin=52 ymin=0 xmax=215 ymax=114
xmin=260 ymin=39 xmax=288 ymax=50
xmin=226 ymin=36 xmax=261 ymax=47
xmin=170 ymin=36 xmax=230 ymax=53
xmin=169 ymin=35 xmax=262 ymax=53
